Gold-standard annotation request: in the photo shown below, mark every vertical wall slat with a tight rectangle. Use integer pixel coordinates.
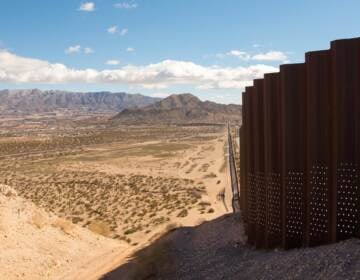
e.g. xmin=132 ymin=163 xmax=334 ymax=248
xmin=264 ymin=72 xmax=282 ymax=248
xmin=280 ymin=63 xmax=307 ymax=249
xmin=240 ymin=92 xmax=248 ymax=221
xmin=331 ymin=38 xmax=360 ymax=241
xmin=305 ymin=50 xmax=334 ymax=246
xmin=253 ymin=79 xmax=266 ymax=249
xmin=245 ymin=86 xmax=256 ymax=245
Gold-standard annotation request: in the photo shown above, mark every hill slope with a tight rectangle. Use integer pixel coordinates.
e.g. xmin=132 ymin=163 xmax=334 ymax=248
xmin=0 ymin=89 xmax=159 ymax=115
xmin=0 ymin=185 xmax=121 ymax=280
xmin=113 ymin=93 xmax=241 ymax=124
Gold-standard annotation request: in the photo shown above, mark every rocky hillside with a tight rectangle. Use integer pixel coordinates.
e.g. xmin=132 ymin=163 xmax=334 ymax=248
xmin=0 ymin=89 xmax=160 ymax=115
xmin=113 ymin=93 xmax=241 ymax=124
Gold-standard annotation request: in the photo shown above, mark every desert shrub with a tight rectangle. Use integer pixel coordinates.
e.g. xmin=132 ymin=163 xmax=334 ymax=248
xmin=72 ymin=216 xmax=83 ymax=224
xmin=149 ymin=212 xmax=156 ymax=218
xmin=124 ymin=227 xmax=139 ymax=235
xmin=177 ymin=209 xmax=188 ymax=218
xmin=198 ymin=201 xmax=211 ymax=207
xmin=203 ymin=172 xmax=217 ymax=179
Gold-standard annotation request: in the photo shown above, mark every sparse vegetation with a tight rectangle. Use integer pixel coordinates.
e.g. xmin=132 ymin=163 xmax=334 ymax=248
xmin=0 ymin=124 xmax=226 ymax=242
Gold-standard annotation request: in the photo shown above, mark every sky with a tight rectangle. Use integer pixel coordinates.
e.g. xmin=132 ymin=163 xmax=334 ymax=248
xmin=0 ymin=0 xmax=360 ymax=104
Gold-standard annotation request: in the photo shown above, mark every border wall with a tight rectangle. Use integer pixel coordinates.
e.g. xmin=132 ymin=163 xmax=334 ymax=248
xmin=239 ymin=37 xmax=360 ymax=249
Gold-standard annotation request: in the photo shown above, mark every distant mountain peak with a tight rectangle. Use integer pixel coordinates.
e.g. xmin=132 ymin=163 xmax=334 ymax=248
xmin=113 ymin=93 xmax=241 ymax=124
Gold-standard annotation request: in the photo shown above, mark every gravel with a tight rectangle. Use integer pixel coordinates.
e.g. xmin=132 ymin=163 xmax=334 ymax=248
xmin=104 ymin=213 xmax=360 ymax=280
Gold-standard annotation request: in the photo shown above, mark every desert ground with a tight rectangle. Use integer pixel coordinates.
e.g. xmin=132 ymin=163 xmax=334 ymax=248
xmin=0 ymin=184 xmax=121 ymax=280
xmin=0 ymin=119 xmax=232 ymax=279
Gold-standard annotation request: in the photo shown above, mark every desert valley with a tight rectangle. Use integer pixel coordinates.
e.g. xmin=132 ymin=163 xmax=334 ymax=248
xmin=0 ymin=90 xmax=240 ymax=279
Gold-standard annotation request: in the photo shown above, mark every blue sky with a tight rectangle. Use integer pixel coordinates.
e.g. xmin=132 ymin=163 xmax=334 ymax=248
xmin=0 ymin=0 xmax=360 ymax=104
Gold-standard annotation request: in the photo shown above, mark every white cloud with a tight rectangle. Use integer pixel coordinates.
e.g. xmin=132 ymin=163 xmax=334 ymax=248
xmin=107 ymin=26 xmax=128 ymax=36
xmin=0 ymin=49 xmax=278 ymax=90
xmin=226 ymin=50 xmax=251 ymax=61
xmin=107 ymin=26 xmax=118 ymax=34
xmin=79 ymin=2 xmax=95 ymax=12
xmin=225 ymin=49 xmax=288 ymax=62
xmin=65 ymin=46 xmax=94 ymax=55
xmin=252 ymin=51 xmax=287 ymax=62
xmin=126 ymin=47 xmax=135 ymax=52
xmin=120 ymin=28 xmax=128 ymax=36
xmin=65 ymin=45 xmax=81 ymax=54
xmin=105 ymin=60 xmax=120 ymax=65
xmin=114 ymin=2 xmax=138 ymax=9
xmin=84 ymin=47 xmax=94 ymax=54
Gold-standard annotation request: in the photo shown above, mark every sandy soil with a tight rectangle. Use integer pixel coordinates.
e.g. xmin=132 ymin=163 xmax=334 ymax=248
xmin=0 ymin=185 xmax=121 ymax=280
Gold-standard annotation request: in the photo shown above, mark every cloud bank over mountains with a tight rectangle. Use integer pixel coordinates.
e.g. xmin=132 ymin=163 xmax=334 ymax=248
xmin=0 ymin=50 xmax=277 ymax=90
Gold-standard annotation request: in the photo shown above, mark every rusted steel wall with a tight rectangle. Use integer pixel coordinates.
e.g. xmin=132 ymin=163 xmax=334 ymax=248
xmin=240 ymin=37 xmax=360 ymax=249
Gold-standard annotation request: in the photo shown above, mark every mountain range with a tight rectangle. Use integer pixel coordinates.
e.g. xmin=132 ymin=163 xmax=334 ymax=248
xmin=0 ymin=89 xmax=160 ymax=115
